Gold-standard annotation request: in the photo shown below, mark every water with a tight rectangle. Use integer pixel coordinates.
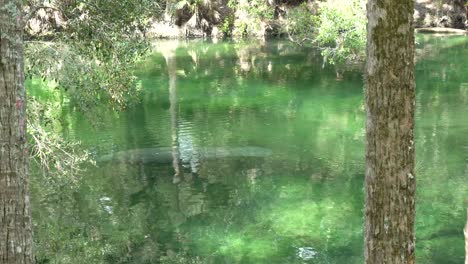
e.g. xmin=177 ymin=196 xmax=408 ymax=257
xmin=31 ymin=35 xmax=468 ymax=263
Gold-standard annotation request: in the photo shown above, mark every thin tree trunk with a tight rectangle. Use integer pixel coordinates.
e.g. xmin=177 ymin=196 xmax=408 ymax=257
xmin=164 ymin=0 xmax=171 ymax=21
xmin=365 ymin=0 xmax=416 ymax=263
xmin=0 ymin=0 xmax=34 ymax=263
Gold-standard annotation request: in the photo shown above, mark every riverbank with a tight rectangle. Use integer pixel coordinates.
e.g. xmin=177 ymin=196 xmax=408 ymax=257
xmin=146 ymin=0 xmax=466 ymax=40
xmin=416 ymin=27 xmax=468 ymax=34
xmin=148 ymin=20 xmax=468 ymax=40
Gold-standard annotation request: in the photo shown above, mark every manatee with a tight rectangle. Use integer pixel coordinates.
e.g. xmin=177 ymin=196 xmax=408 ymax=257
xmin=99 ymin=146 xmax=272 ymax=165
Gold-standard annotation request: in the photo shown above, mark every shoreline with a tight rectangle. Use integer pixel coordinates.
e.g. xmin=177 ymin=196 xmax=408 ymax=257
xmin=148 ymin=19 xmax=468 ymax=40
xmin=415 ymin=27 xmax=468 ymax=34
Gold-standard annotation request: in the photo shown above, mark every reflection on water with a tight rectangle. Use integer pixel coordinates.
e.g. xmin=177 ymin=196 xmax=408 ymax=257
xmin=31 ymin=35 xmax=468 ymax=263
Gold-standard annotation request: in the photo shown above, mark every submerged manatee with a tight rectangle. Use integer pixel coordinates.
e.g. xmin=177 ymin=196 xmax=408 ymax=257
xmin=99 ymin=146 xmax=272 ymax=165
xmin=99 ymin=147 xmax=173 ymax=164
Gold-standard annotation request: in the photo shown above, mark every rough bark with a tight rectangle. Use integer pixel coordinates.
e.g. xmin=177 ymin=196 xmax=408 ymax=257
xmin=365 ymin=0 xmax=416 ymax=263
xmin=0 ymin=0 xmax=34 ymax=263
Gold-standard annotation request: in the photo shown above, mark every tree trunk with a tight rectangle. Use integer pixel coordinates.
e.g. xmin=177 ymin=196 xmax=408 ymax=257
xmin=0 ymin=0 xmax=34 ymax=263
xmin=164 ymin=0 xmax=172 ymax=21
xmin=365 ymin=0 xmax=416 ymax=263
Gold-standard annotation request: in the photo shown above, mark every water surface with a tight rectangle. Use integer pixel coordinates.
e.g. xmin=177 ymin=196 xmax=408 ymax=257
xmin=31 ymin=35 xmax=468 ymax=263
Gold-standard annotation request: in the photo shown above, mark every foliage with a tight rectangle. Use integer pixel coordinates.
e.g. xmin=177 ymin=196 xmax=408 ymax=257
xmin=220 ymin=14 xmax=235 ymax=36
xmin=24 ymin=0 xmax=160 ymax=109
xmin=23 ymin=0 xmax=162 ymax=167
xmin=28 ymin=99 xmax=92 ymax=182
xmin=26 ymin=80 xmax=94 ymax=263
xmin=241 ymin=0 xmax=275 ymax=21
xmin=25 ymin=41 xmax=143 ymax=113
xmin=284 ymin=3 xmax=316 ymax=45
xmin=283 ymin=0 xmax=366 ymax=66
xmin=313 ymin=0 xmax=366 ymax=66
xmin=234 ymin=20 xmax=249 ymax=37
xmin=22 ymin=1 xmax=163 ymax=262
xmin=229 ymin=0 xmax=275 ymax=37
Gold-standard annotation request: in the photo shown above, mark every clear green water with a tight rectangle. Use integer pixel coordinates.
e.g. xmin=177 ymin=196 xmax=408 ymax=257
xmin=31 ymin=35 xmax=467 ymax=263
